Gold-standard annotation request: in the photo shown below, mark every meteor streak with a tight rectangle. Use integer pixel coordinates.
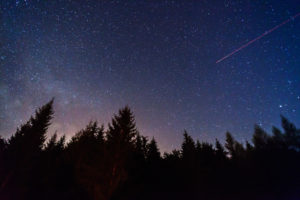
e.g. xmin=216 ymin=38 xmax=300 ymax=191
xmin=216 ymin=13 xmax=300 ymax=63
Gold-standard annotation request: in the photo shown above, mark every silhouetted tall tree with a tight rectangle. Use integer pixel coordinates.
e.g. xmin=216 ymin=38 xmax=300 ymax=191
xmin=147 ymin=137 xmax=161 ymax=163
xmin=225 ymin=132 xmax=236 ymax=158
xmin=3 ymin=99 xmax=54 ymax=199
xmin=134 ymin=133 xmax=147 ymax=161
xmin=1 ymin=100 xmax=300 ymax=200
xmin=281 ymin=115 xmax=300 ymax=150
xmin=107 ymin=106 xmax=137 ymax=147
xmin=106 ymin=106 xmax=138 ymax=199
xmin=215 ymin=139 xmax=226 ymax=160
xmin=252 ymin=125 xmax=269 ymax=150
xmin=7 ymin=99 xmax=54 ymax=158
xmin=67 ymin=121 xmax=106 ymax=200
xmin=181 ymin=130 xmax=196 ymax=162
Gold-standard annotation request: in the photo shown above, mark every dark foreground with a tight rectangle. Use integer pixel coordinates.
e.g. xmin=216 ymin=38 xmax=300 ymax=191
xmin=0 ymin=100 xmax=299 ymax=200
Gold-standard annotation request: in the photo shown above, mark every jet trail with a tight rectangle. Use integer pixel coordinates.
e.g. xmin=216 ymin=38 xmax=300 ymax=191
xmin=216 ymin=12 xmax=300 ymax=64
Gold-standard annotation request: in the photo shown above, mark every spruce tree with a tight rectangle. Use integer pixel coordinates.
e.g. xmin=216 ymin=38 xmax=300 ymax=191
xmin=181 ymin=130 xmax=196 ymax=161
xmin=105 ymin=106 xmax=138 ymax=199
xmin=252 ymin=125 xmax=269 ymax=150
xmin=281 ymin=115 xmax=300 ymax=149
xmin=225 ymin=132 xmax=236 ymax=158
xmin=7 ymin=99 xmax=54 ymax=159
xmin=106 ymin=106 xmax=137 ymax=148
xmin=4 ymin=99 xmax=54 ymax=199
xmin=215 ymin=139 xmax=226 ymax=160
xmin=147 ymin=137 xmax=161 ymax=163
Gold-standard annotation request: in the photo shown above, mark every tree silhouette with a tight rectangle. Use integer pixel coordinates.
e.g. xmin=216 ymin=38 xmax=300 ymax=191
xmin=181 ymin=130 xmax=196 ymax=163
xmin=225 ymin=131 xmax=236 ymax=158
xmin=280 ymin=115 xmax=300 ymax=150
xmin=252 ymin=125 xmax=270 ymax=150
xmin=66 ymin=121 xmax=106 ymax=200
xmin=146 ymin=137 xmax=161 ymax=163
xmin=105 ymin=106 xmax=138 ymax=199
xmin=1 ymin=100 xmax=300 ymax=200
xmin=3 ymin=99 xmax=54 ymax=199
xmin=215 ymin=139 xmax=226 ymax=161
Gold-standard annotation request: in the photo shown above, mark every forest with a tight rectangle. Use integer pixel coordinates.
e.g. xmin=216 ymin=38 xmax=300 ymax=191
xmin=0 ymin=99 xmax=299 ymax=200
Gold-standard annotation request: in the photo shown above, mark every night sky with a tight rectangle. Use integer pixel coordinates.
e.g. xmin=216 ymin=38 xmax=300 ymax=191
xmin=1 ymin=0 xmax=300 ymax=151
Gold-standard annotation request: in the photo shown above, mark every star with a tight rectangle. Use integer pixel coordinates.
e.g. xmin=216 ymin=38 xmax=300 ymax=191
xmin=1 ymin=0 xmax=299 ymax=152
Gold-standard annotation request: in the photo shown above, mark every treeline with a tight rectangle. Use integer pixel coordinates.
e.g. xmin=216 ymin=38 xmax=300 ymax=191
xmin=0 ymin=99 xmax=300 ymax=200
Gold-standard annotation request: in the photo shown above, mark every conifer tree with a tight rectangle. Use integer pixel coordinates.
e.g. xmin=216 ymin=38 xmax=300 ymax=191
xmin=181 ymin=130 xmax=196 ymax=161
xmin=4 ymin=99 xmax=54 ymax=199
xmin=147 ymin=137 xmax=161 ymax=163
xmin=135 ymin=133 xmax=144 ymax=156
xmin=215 ymin=139 xmax=226 ymax=160
xmin=281 ymin=115 xmax=300 ymax=149
xmin=44 ymin=133 xmax=65 ymax=154
xmin=67 ymin=121 xmax=106 ymax=200
xmin=225 ymin=132 xmax=236 ymax=158
xmin=245 ymin=141 xmax=253 ymax=152
xmin=7 ymin=98 xmax=54 ymax=158
xmin=106 ymin=106 xmax=137 ymax=148
xmin=271 ymin=126 xmax=285 ymax=149
xmin=105 ymin=106 xmax=138 ymax=199
xmin=252 ymin=125 xmax=269 ymax=150
xmin=234 ymin=141 xmax=246 ymax=158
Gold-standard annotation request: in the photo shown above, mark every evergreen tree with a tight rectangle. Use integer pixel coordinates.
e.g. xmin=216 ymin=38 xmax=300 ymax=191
xmin=135 ymin=133 xmax=145 ymax=158
xmin=147 ymin=137 xmax=161 ymax=163
xmin=245 ymin=141 xmax=253 ymax=152
xmin=215 ymin=139 xmax=226 ymax=160
xmin=252 ymin=125 xmax=269 ymax=150
xmin=131 ymin=133 xmax=147 ymax=173
xmin=106 ymin=106 xmax=137 ymax=147
xmin=281 ymin=115 xmax=297 ymax=138
xmin=105 ymin=106 xmax=138 ymax=199
xmin=7 ymin=99 xmax=54 ymax=158
xmin=44 ymin=133 xmax=65 ymax=154
xmin=234 ymin=141 xmax=246 ymax=158
xmin=225 ymin=132 xmax=236 ymax=158
xmin=164 ymin=150 xmax=181 ymax=162
xmin=271 ymin=126 xmax=286 ymax=149
xmin=4 ymin=99 xmax=54 ymax=199
xmin=281 ymin=115 xmax=300 ymax=149
xmin=67 ymin=121 xmax=107 ymax=200
xmin=181 ymin=130 xmax=196 ymax=161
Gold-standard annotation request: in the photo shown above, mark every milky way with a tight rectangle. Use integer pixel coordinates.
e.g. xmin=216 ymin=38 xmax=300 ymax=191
xmin=1 ymin=1 xmax=299 ymax=151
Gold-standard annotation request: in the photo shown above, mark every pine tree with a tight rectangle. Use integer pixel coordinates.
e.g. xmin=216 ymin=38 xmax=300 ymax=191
xmin=225 ymin=132 xmax=236 ymax=158
xmin=252 ymin=125 xmax=269 ymax=150
xmin=147 ymin=137 xmax=161 ymax=163
xmin=271 ymin=126 xmax=285 ymax=149
xmin=7 ymin=99 xmax=54 ymax=159
xmin=44 ymin=133 xmax=65 ymax=154
xmin=281 ymin=115 xmax=297 ymax=138
xmin=181 ymin=130 xmax=196 ymax=161
xmin=234 ymin=141 xmax=246 ymax=158
xmin=245 ymin=141 xmax=253 ymax=152
xmin=135 ymin=133 xmax=143 ymax=156
xmin=4 ymin=99 xmax=54 ymax=199
xmin=107 ymin=106 xmax=137 ymax=148
xmin=280 ymin=115 xmax=300 ymax=149
xmin=215 ymin=139 xmax=226 ymax=160
xmin=67 ymin=121 xmax=107 ymax=200
xmin=105 ymin=106 xmax=138 ymax=199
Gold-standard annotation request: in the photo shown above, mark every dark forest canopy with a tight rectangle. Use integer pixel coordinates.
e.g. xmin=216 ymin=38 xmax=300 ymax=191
xmin=0 ymin=100 xmax=300 ymax=200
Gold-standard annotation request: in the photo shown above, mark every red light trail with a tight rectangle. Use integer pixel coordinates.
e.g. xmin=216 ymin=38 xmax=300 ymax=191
xmin=216 ymin=12 xmax=300 ymax=64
